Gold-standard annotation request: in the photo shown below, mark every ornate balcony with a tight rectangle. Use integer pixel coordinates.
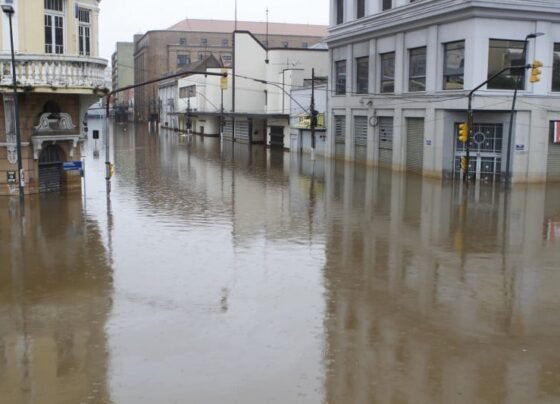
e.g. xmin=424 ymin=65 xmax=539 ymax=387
xmin=0 ymin=53 xmax=108 ymax=93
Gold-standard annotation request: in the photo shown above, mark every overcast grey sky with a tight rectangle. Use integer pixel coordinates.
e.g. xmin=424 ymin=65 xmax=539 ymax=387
xmin=99 ymin=0 xmax=329 ymax=61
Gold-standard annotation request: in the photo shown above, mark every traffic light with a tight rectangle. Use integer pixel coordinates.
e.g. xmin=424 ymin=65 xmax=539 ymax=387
xmin=529 ymin=60 xmax=543 ymax=83
xmin=458 ymin=122 xmax=469 ymax=143
xmin=109 ymin=163 xmax=115 ymax=178
xmin=460 ymin=157 xmax=468 ymax=171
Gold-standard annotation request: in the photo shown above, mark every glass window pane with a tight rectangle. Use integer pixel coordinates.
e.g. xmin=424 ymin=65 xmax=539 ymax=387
xmin=356 ymin=57 xmax=368 ymax=94
xmin=487 ymin=39 xmax=525 ymax=90
xmin=409 ymin=47 xmax=426 ymax=91
xmin=335 ymin=60 xmax=347 ymax=95
xmin=443 ymin=41 xmax=464 ymax=90
xmin=553 ymin=43 xmax=560 ymax=92
xmin=381 ymin=53 xmax=395 ymax=93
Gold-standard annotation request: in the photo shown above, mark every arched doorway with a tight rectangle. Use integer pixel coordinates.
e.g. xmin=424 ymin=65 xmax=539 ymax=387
xmin=39 ymin=145 xmax=64 ymax=193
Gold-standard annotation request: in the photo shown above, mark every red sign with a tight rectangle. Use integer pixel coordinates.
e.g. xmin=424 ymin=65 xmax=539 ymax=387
xmin=547 ymin=217 xmax=560 ymax=241
xmin=554 ymin=121 xmax=560 ymax=144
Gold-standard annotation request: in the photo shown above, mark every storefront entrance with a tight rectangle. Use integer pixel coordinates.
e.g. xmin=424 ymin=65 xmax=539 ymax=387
xmin=455 ymin=123 xmax=503 ymax=182
xmin=39 ymin=145 xmax=64 ymax=193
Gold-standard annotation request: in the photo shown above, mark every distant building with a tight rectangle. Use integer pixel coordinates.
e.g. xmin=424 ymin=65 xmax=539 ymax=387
xmin=112 ymin=42 xmax=134 ymax=121
xmin=165 ymin=31 xmax=328 ymax=149
xmin=134 ymin=19 xmax=328 ymax=122
xmin=326 ymin=0 xmax=560 ymax=183
xmin=0 ymin=0 xmax=108 ymax=195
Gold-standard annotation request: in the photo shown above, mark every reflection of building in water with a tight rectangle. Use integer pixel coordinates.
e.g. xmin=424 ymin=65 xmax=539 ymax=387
xmin=322 ymin=162 xmax=560 ymax=403
xmin=0 ymin=194 xmax=112 ymax=403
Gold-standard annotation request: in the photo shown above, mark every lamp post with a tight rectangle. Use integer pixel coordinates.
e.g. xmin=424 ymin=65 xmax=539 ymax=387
xmin=2 ymin=4 xmax=24 ymax=202
xmin=505 ymin=32 xmax=544 ymax=184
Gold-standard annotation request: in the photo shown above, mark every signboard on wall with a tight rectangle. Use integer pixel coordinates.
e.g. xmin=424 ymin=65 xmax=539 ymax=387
xmin=552 ymin=121 xmax=560 ymax=144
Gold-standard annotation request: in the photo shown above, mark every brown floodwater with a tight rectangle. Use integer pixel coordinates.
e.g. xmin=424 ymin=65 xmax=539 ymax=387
xmin=1 ymin=121 xmax=560 ymax=404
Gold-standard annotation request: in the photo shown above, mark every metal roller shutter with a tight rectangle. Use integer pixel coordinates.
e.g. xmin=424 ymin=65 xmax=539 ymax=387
xmin=223 ymin=119 xmax=233 ymax=141
xmin=334 ymin=115 xmax=346 ymax=158
xmin=354 ymin=116 xmax=368 ymax=162
xmin=235 ymin=120 xmax=250 ymax=143
xmin=406 ymin=118 xmax=424 ymax=173
xmin=39 ymin=145 xmax=63 ymax=193
xmin=547 ymin=143 xmax=560 ymax=181
xmin=378 ymin=117 xmax=393 ymax=167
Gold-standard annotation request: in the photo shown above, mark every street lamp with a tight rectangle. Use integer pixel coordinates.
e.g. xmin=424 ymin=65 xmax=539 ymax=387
xmin=505 ymin=31 xmax=544 ymax=184
xmin=2 ymin=4 xmax=24 ymax=202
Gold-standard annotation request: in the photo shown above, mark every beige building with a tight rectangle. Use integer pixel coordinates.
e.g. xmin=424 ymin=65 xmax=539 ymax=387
xmin=134 ymin=19 xmax=327 ymax=122
xmin=0 ymin=0 xmax=107 ymax=195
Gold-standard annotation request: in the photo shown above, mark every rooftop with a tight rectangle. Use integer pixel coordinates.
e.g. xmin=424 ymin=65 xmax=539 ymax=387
xmin=168 ymin=19 xmax=328 ymax=38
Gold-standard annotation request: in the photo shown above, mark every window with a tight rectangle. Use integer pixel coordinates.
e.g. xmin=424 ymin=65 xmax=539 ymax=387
xmin=282 ymin=41 xmax=289 ymax=48
xmin=356 ymin=57 xmax=369 ymax=94
xmin=44 ymin=0 xmax=64 ymax=54
xmin=336 ymin=0 xmax=344 ymax=24
xmin=179 ymin=85 xmax=196 ymax=98
xmin=179 ymin=37 xmax=187 ymax=46
xmin=221 ymin=53 xmax=232 ymax=67
xmin=201 ymin=38 xmax=208 ymax=47
xmin=78 ymin=8 xmax=91 ymax=56
xmin=382 ymin=0 xmax=392 ymax=11
xmin=222 ymin=39 xmax=229 ymax=47
xmin=335 ymin=60 xmax=347 ymax=95
xmin=443 ymin=41 xmax=465 ymax=90
xmin=553 ymin=43 xmax=560 ymax=91
xmin=487 ymin=39 xmax=525 ymax=90
xmin=380 ymin=52 xmax=395 ymax=93
xmin=177 ymin=54 xmax=190 ymax=67
xmin=357 ymin=0 xmax=365 ymax=18
xmin=409 ymin=47 xmax=426 ymax=91
xmin=199 ymin=53 xmax=205 ymax=61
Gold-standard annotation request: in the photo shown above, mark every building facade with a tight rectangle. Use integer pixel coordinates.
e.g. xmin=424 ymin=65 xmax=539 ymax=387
xmin=0 ymin=0 xmax=107 ymax=195
xmin=134 ymin=19 xmax=328 ymax=122
xmin=326 ymin=0 xmax=560 ymax=183
xmin=111 ymin=41 xmax=133 ymax=121
xmin=172 ymin=31 xmax=328 ymax=149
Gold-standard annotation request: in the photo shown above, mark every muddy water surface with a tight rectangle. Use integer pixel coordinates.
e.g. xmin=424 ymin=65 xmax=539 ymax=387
xmin=1 ymin=122 xmax=560 ymax=403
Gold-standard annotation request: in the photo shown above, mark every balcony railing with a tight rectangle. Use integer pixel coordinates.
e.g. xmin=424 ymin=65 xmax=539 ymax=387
xmin=0 ymin=53 xmax=107 ymax=90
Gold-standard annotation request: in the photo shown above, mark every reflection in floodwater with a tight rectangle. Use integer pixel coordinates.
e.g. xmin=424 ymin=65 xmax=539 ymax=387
xmin=0 ymin=194 xmax=113 ymax=404
xmin=1 ymin=122 xmax=559 ymax=403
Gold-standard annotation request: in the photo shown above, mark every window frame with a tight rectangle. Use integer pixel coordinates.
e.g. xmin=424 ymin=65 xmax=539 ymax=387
xmin=336 ymin=0 xmax=344 ymax=24
xmin=355 ymin=56 xmax=369 ymax=94
xmin=380 ymin=52 xmax=395 ymax=93
xmin=357 ymin=0 xmax=365 ymax=19
xmin=408 ymin=46 xmax=427 ymax=92
xmin=487 ymin=38 xmax=526 ymax=90
xmin=44 ymin=0 xmax=65 ymax=55
xmin=335 ymin=60 xmax=347 ymax=95
xmin=552 ymin=43 xmax=560 ymax=92
xmin=78 ymin=7 xmax=91 ymax=57
xmin=443 ymin=40 xmax=465 ymax=90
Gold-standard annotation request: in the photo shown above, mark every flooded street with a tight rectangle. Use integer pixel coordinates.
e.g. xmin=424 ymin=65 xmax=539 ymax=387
xmin=1 ymin=121 xmax=560 ymax=403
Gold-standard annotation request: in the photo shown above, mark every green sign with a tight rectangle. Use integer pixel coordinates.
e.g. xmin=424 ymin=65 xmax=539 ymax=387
xmin=6 ymin=171 xmax=16 ymax=184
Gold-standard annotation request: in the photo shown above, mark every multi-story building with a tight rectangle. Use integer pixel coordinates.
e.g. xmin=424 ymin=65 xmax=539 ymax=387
xmin=326 ymin=0 xmax=560 ymax=183
xmin=168 ymin=31 xmax=328 ymax=149
xmin=111 ymin=41 xmax=134 ymax=120
xmin=134 ymin=19 xmax=327 ymax=122
xmin=0 ymin=0 xmax=107 ymax=195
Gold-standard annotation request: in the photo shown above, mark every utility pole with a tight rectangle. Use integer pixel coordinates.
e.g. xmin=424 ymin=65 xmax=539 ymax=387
xmin=186 ymin=97 xmax=192 ymax=135
xmin=310 ymin=68 xmax=317 ymax=161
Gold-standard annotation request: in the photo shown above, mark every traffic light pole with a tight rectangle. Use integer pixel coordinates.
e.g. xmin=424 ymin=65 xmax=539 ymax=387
xmin=310 ymin=68 xmax=316 ymax=161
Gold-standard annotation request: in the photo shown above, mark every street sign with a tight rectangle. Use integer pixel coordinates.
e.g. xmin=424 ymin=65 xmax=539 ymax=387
xmin=63 ymin=161 xmax=83 ymax=171
xmin=6 ymin=171 xmax=16 ymax=184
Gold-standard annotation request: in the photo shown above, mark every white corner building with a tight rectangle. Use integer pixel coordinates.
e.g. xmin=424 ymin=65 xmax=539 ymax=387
xmin=326 ymin=0 xmax=560 ymax=183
